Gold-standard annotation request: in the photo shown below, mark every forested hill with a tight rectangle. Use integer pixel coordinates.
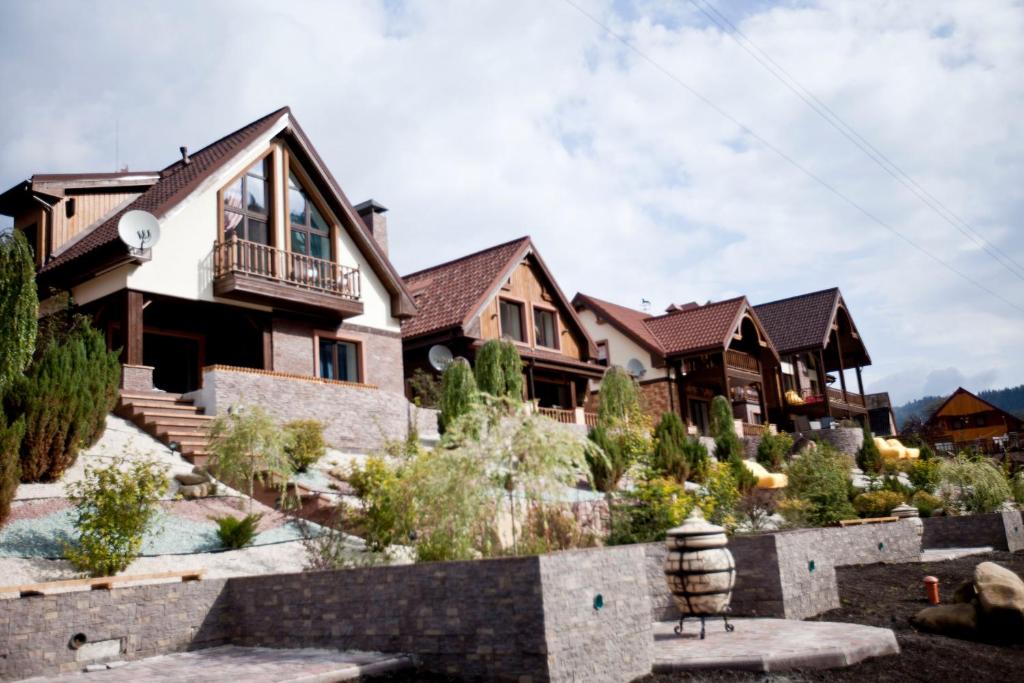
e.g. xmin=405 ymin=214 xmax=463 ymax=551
xmin=895 ymin=384 xmax=1024 ymax=428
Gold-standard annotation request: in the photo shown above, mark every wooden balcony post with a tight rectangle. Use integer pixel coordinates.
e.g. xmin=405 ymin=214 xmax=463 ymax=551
xmin=834 ymin=329 xmax=848 ymax=403
xmin=121 ymin=289 xmax=144 ymax=366
xmin=817 ymin=349 xmax=831 ymax=418
xmin=856 ymin=366 xmax=864 ymax=398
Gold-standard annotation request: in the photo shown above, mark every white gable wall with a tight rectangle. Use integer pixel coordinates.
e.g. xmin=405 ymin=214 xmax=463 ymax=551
xmin=576 ymin=308 xmax=667 ymax=380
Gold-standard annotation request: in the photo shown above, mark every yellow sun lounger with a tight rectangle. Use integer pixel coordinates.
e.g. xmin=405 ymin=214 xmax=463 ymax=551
xmin=743 ymin=460 xmax=788 ymax=489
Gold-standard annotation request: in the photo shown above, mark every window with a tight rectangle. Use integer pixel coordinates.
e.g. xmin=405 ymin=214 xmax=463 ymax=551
xmin=318 ymin=338 xmax=360 ymax=382
xmin=223 ymin=158 xmax=270 ymax=244
xmin=534 ymin=307 xmax=557 ymax=349
xmin=499 ymin=299 xmax=525 ymax=342
xmin=596 ymin=340 xmax=609 ymax=365
xmin=289 ymin=171 xmax=331 ymax=261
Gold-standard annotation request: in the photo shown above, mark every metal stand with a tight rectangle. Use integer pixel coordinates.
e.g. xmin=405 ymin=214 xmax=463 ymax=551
xmin=673 ymin=612 xmax=735 ymax=640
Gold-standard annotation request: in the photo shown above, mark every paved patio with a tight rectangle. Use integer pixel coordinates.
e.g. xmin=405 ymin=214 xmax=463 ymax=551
xmin=22 ymin=646 xmax=413 ymax=682
xmin=652 ymin=618 xmax=899 ymax=672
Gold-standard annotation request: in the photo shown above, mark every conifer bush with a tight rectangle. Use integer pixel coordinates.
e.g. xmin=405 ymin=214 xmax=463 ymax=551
xmin=782 ymin=444 xmax=857 ymax=526
xmin=587 ymin=367 xmax=651 ymax=492
xmin=651 ymin=412 xmax=709 ymax=483
xmin=709 ymin=395 xmax=757 ymax=491
xmin=0 ymin=231 xmax=37 ymax=393
xmin=0 ymin=414 xmax=23 ymax=523
xmin=8 ymin=322 xmax=120 ymax=482
xmin=439 ymin=357 xmax=477 ymax=433
xmin=473 ymin=339 xmax=523 ymax=399
xmin=283 ymin=419 xmax=326 ymax=472
xmin=856 ymin=424 xmax=884 ymax=475
xmin=756 ymin=430 xmax=793 ymax=471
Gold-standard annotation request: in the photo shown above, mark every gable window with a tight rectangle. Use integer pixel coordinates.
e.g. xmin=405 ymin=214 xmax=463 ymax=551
xmin=289 ymin=172 xmax=331 ymax=261
xmin=534 ymin=307 xmax=557 ymax=349
xmin=223 ymin=158 xmax=270 ymax=244
xmin=319 ymin=337 xmax=360 ymax=383
xmin=499 ymin=299 xmax=525 ymax=342
xmin=596 ymin=340 xmax=609 ymax=365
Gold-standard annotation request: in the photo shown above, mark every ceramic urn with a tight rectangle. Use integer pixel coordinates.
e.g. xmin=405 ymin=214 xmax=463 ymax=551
xmin=663 ymin=507 xmax=735 ymax=615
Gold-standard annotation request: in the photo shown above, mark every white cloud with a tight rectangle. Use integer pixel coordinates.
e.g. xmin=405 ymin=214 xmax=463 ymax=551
xmin=0 ymin=0 xmax=1021 ymax=400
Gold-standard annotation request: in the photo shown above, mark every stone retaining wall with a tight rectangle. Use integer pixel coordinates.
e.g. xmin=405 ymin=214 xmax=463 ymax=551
xmin=803 ymin=427 xmax=863 ymax=456
xmin=921 ymin=512 xmax=1023 ymax=551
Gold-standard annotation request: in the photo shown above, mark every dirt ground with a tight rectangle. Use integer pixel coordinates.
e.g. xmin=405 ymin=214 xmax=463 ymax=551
xmin=639 ymin=550 xmax=1024 ymax=683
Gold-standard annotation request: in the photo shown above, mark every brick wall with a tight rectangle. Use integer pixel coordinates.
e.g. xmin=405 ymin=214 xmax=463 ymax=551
xmin=120 ymin=364 xmax=154 ymax=392
xmin=190 ymin=366 xmax=437 ymax=453
xmin=637 ymin=378 xmax=679 ymax=421
xmin=0 ymin=579 xmax=231 ymax=680
xmin=922 ymin=512 xmax=1012 ymax=550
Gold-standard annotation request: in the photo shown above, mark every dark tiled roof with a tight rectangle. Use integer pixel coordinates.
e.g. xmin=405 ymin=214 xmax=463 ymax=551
xmin=644 ymin=297 xmax=747 ymax=355
xmin=753 ymin=288 xmax=840 ymax=355
xmin=41 ymin=107 xmax=289 ymax=273
xmin=401 ymin=237 xmax=531 ymax=339
xmin=572 ymin=293 xmax=664 ymax=355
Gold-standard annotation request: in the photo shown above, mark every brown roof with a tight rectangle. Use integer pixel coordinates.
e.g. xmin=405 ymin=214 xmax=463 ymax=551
xmin=644 ymin=297 xmax=750 ymax=355
xmin=926 ymin=387 xmax=1024 ymax=429
xmin=401 ymin=236 xmax=532 ymax=339
xmin=753 ymin=288 xmax=841 ymax=355
xmin=41 ymin=107 xmax=290 ymax=273
xmin=574 ymin=293 xmax=774 ymax=359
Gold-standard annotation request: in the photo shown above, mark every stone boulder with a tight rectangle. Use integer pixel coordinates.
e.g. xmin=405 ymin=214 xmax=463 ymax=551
xmin=952 ymin=580 xmax=976 ymax=605
xmin=175 ymin=472 xmax=209 ymax=487
xmin=179 ymin=482 xmax=213 ymax=499
xmin=975 ymin=562 xmax=1024 ymax=632
xmin=913 ymin=603 xmax=978 ymax=638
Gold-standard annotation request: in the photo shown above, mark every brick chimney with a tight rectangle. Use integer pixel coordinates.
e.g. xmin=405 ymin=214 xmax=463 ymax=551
xmin=354 ymin=199 xmax=388 ymax=256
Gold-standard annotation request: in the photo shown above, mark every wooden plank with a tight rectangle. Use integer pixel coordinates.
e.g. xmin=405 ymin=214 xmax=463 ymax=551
xmin=838 ymin=516 xmax=898 ymax=527
xmin=3 ymin=569 xmax=205 ymax=597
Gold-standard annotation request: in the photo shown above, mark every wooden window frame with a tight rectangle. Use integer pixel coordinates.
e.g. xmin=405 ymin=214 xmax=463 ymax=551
xmin=313 ymin=330 xmax=365 ymax=383
xmin=284 ymin=150 xmax=336 ymax=263
xmin=217 ymin=148 xmax=275 ymax=246
xmin=595 ymin=339 xmax=609 ymax=366
xmin=497 ymin=297 xmax=528 ymax=345
xmin=531 ymin=302 xmax=560 ymax=351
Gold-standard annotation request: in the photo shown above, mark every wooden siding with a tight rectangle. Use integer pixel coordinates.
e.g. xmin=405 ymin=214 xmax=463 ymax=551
xmin=477 ymin=261 xmax=584 ymax=360
xmin=50 ymin=191 xmax=141 ymax=253
xmin=935 ymin=391 xmax=996 ymax=418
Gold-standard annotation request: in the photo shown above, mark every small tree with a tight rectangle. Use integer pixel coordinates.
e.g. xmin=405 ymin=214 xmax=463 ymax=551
xmin=0 ymin=413 xmax=24 ymax=523
xmin=783 ymin=444 xmax=856 ymax=526
xmin=474 ymin=339 xmax=524 ymax=399
xmin=0 ymin=230 xmax=37 ymax=393
xmin=709 ymin=395 xmax=741 ymax=461
xmin=207 ymin=406 xmax=294 ymax=513
xmin=408 ymin=368 xmax=442 ymax=408
xmin=283 ymin=419 xmax=326 ymax=472
xmin=439 ymin=357 xmax=477 ymax=433
xmin=756 ymin=431 xmax=793 ymax=471
xmin=938 ymin=455 xmax=1012 ymax=514
xmin=65 ymin=458 xmax=168 ymax=576
xmin=587 ymin=367 xmax=651 ymax=492
xmin=597 ymin=366 xmax=639 ymax=425
xmin=681 ymin=436 xmax=712 ymax=484
xmin=652 ymin=412 xmax=689 ymax=482
xmin=856 ymin=425 xmax=884 ymax=475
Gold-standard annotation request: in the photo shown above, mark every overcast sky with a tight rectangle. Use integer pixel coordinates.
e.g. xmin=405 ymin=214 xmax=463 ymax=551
xmin=1 ymin=0 xmax=1021 ymax=404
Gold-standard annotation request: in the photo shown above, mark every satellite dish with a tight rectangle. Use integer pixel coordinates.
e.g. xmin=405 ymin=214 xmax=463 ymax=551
xmin=117 ymin=210 xmax=161 ymax=253
xmin=626 ymin=358 xmax=647 ymax=379
xmin=428 ymin=344 xmax=454 ymax=372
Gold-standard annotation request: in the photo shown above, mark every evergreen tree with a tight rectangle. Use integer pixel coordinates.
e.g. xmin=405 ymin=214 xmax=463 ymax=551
xmin=586 ymin=367 xmax=651 ymax=492
xmin=597 ymin=366 xmax=640 ymax=424
xmin=856 ymin=424 xmax=884 ymax=475
xmin=0 ymin=231 xmax=37 ymax=393
xmin=652 ymin=412 xmax=689 ymax=482
xmin=710 ymin=395 xmax=757 ymax=491
xmin=439 ymin=358 xmax=477 ymax=433
xmin=0 ymin=413 xmax=23 ymax=522
xmin=473 ymin=339 xmax=523 ymax=399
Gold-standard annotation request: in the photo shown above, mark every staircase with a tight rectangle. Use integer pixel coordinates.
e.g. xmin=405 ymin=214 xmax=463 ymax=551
xmin=115 ymin=391 xmax=213 ymax=466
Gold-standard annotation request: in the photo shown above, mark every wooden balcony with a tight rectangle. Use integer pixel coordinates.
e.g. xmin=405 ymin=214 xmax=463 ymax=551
xmin=725 ymin=349 xmax=760 ymax=375
xmin=213 ymin=238 xmax=364 ymax=319
xmin=534 ymin=405 xmax=598 ymax=427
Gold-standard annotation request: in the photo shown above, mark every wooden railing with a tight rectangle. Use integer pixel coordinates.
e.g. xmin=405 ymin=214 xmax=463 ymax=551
xmin=742 ymin=422 xmax=766 ymax=437
xmin=826 ymin=387 xmax=866 ymax=408
xmin=537 ymin=407 xmax=577 ymax=424
xmin=584 ymin=411 xmax=598 ymax=427
xmin=725 ymin=349 xmax=760 ymax=374
xmin=213 ymin=238 xmax=360 ymax=300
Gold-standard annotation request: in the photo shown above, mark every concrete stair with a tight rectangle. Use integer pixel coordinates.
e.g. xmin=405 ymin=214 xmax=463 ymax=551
xmin=116 ymin=391 xmax=213 ymax=466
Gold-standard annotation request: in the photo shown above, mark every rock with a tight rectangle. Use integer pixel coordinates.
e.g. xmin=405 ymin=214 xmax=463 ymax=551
xmin=191 ymin=466 xmax=213 ymax=481
xmin=178 ymin=482 xmax=210 ymax=499
xmin=974 ymin=562 xmax=1024 ymax=631
xmin=952 ymin=580 xmax=976 ymax=604
xmin=913 ymin=603 xmax=978 ymax=638
xmin=175 ymin=472 xmax=209 ymax=486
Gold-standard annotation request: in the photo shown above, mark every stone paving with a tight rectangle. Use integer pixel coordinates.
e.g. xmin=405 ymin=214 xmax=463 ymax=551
xmin=652 ymin=618 xmax=899 ymax=672
xmin=21 ymin=646 xmax=413 ymax=682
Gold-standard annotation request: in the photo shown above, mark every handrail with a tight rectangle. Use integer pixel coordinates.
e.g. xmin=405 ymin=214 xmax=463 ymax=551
xmin=742 ymin=422 xmax=766 ymax=437
xmin=584 ymin=411 xmax=598 ymax=427
xmin=537 ymin=406 xmax=576 ymax=424
xmin=213 ymin=237 xmax=360 ymax=300
xmin=725 ymin=349 xmax=760 ymax=374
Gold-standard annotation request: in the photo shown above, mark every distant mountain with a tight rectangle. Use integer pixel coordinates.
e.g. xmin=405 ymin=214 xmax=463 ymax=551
xmin=894 ymin=384 xmax=1024 ymax=428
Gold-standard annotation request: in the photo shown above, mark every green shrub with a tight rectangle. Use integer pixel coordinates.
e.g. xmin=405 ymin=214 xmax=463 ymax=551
xmin=9 ymin=321 xmax=120 ymax=482
xmin=756 ymin=431 xmax=793 ymax=471
xmin=703 ymin=462 xmax=742 ymax=529
xmin=587 ymin=367 xmax=651 ymax=492
xmin=208 ymin=406 xmax=294 ymax=513
xmin=681 ymin=436 xmax=712 ymax=485
xmin=783 ymin=444 xmax=856 ymax=526
xmin=0 ymin=413 xmax=24 ymax=523
xmin=348 ymin=455 xmax=409 ymax=552
xmin=853 ymin=490 xmax=905 ymax=517
xmin=597 ymin=367 xmax=641 ymax=425
xmin=652 ymin=412 xmax=689 ymax=482
xmin=439 ymin=358 xmax=477 ymax=433
xmin=1012 ymin=472 xmax=1024 ymax=505
xmin=709 ymin=395 xmax=741 ymax=461
xmin=213 ymin=513 xmax=263 ymax=549
xmin=608 ymin=478 xmax=694 ymax=545
xmin=283 ymin=419 xmax=325 ymax=472
xmin=0 ymin=230 xmax=37 ymax=393
xmin=939 ymin=455 xmax=1012 ymax=514
xmin=856 ymin=425 xmax=883 ymax=475
xmin=65 ymin=458 xmax=168 ymax=576
xmin=918 ymin=442 xmax=936 ymax=461
xmin=912 ymin=490 xmax=942 ymax=517
xmin=408 ymin=368 xmax=442 ymax=408
xmin=473 ymin=339 xmax=523 ymax=399
xmin=908 ymin=458 xmax=942 ymax=494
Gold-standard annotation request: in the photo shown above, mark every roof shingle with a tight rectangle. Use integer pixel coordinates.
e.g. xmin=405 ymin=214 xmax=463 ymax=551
xmin=753 ymin=288 xmax=840 ymax=355
xmin=643 ymin=297 xmax=747 ymax=356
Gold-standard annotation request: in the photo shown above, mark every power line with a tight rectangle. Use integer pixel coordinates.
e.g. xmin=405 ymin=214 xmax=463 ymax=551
xmin=558 ymin=0 xmax=1024 ymax=315
xmin=689 ymin=0 xmax=1024 ymax=282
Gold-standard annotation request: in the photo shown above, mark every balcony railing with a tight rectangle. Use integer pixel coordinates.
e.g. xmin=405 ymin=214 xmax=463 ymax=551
xmin=537 ymin=407 xmax=576 ymax=424
xmin=731 ymin=385 xmax=761 ymax=404
xmin=742 ymin=422 xmax=766 ymax=437
xmin=213 ymin=238 xmax=361 ymax=301
xmin=584 ymin=411 xmax=598 ymax=428
xmin=725 ymin=349 xmax=760 ymax=374
xmin=826 ymin=387 xmax=865 ymax=408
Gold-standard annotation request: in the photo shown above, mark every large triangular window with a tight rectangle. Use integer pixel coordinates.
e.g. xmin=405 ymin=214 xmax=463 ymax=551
xmin=288 ymin=172 xmax=332 ymax=261
xmin=223 ymin=157 xmax=270 ymax=245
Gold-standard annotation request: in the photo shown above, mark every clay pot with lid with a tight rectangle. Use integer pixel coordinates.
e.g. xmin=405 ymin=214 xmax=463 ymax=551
xmin=663 ymin=507 xmax=736 ymax=615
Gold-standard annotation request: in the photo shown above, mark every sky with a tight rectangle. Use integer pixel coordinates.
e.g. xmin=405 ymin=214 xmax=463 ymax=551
xmin=0 ymin=0 xmax=1021 ymax=405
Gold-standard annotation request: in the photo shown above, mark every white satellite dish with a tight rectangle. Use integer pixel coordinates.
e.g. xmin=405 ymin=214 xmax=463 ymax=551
xmin=626 ymin=358 xmax=647 ymax=379
xmin=117 ymin=210 xmax=161 ymax=254
xmin=428 ymin=344 xmax=454 ymax=372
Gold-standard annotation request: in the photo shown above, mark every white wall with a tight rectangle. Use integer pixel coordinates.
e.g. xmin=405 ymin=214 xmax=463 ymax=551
xmin=576 ymin=308 xmax=667 ymax=380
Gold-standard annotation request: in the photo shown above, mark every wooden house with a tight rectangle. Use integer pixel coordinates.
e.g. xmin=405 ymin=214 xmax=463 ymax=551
xmin=754 ymin=288 xmax=871 ymax=430
xmin=402 ymin=237 xmax=604 ymax=425
xmin=923 ymin=387 xmax=1023 ymax=453
xmin=572 ymin=294 xmax=780 ymax=436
